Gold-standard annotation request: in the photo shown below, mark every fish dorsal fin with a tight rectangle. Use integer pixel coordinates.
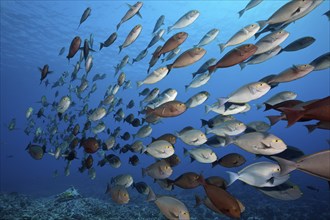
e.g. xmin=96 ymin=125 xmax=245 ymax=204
xmin=179 ymin=126 xmax=194 ymax=134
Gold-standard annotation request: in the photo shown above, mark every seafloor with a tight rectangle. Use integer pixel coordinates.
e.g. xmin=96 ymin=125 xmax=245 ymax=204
xmin=1 ymin=186 xmax=330 ymax=220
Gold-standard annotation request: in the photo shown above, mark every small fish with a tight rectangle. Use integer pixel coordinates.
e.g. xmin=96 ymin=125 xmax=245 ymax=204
xmin=38 ymin=64 xmax=53 ymax=84
xmin=111 ymin=174 xmax=134 ymax=188
xmin=184 ymin=147 xmax=217 ymax=163
xmin=238 ymin=0 xmax=263 ymax=18
xmin=132 ymin=182 xmax=149 ymax=195
xmin=105 ymin=184 xmax=130 ymax=204
xmin=152 ymin=15 xmax=165 ymax=34
xmin=213 ymin=153 xmax=246 ymax=168
xmin=119 ymin=24 xmax=142 ymax=53
xmin=142 ymin=159 xmax=173 ymax=179
xmin=176 ymin=126 xmax=207 ymax=146
xmin=195 ymin=28 xmax=219 ymax=48
xmin=67 ymin=36 xmax=82 ymax=62
xmin=78 ymin=7 xmax=91 ymax=29
xmin=167 ymin=10 xmax=199 ymax=33
xmin=26 ymin=142 xmax=46 ymax=160
xmin=279 ymin=36 xmax=315 ymax=54
xmin=100 ymin=32 xmax=117 ymax=51
xmin=58 ymin=47 xmax=65 ymax=56
xmin=116 ymin=2 xmax=143 ymax=30
xmin=310 ymin=52 xmax=330 ymax=71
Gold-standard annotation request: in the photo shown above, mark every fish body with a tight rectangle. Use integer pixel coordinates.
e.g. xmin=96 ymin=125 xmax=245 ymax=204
xmin=143 ymin=140 xmax=174 ymax=159
xmin=238 ymin=0 xmax=263 ymax=17
xmin=117 ymin=2 xmax=143 ymax=30
xmin=146 ymin=100 xmax=187 ymax=118
xmin=88 ymin=107 xmax=107 ymax=121
xmin=106 ymin=185 xmax=130 ymax=204
xmin=176 ymin=126 xmax=207 ymax=146
xmin=280 ymin=36 xmax=315 ymax=53
xmin=142 ymin=159 xmax=173 ymax=179
xmin=206 ymin=120 xmax=246 ymax=137
xmin=269 ymin=64 xmax=315 ymax=83
xmin=167 ymin=47 xmax=206 ymax=72
xmin=195 ymin=28 xmax=219 ymax=47
xmin=184 ymin=147 xmax=217 ymax=163
xmin=310 ymin=52 xmax=330 ymax=71
xmin=254 ymin=30 xmax=289 ymax=55
xmin=185 ymin=91 xmax=210 ymax=108
xmin=137 ymin=66 xmax=169 ymax=87
xmin=119 ymin=24 xmax=142 ymax=53
xmin=152 ymin=15 xmax=165 ymax=34
xmin=78 ymin=7 xmax=91 ymax=29
xmin=167 ymin=10 xmax=199 ymax=33
xmin=57 ymin=96 xmax=71 ymax=114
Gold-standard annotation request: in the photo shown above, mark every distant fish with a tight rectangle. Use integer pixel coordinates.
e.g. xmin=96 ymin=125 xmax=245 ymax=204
xmin=26 ymin=142 xmax=46 ymax=160
xmin=100 ymin=32 xmax=117 ymax=51
xmin=105 ymin=184 xmax=130 ymax=204
xmin=258 ymin=181 xmax=303 ymax=201
xmin=78 ymin=7 xmax=91 ymax=29
xmin=194 ymin=28 xmax=219 ymax=48
xmin=167 ymin=10 xmax=199 ymax=33
xmin=268 ymin=64 xmax=315 ymax=84
xmin=58 ymin=47 xmax=65 ymax=56
xmin=146 ymin=100 xmax=187 ymax=118
xmin=191 ymin=58 xmax=217 ymax=78
xmin=175 ymin=126 xmax=207 ymax=146
xmin=161 ymin=47 xmax=181 ymax=63
xmin=256 ymin=91 xmax=297 ymax=110
xmin=213 ymin=153 xmax=246 ymax=168
xmin=132 ymin=49 xmax=148 ymax=64
xmin=119 ymin=24 xmax=142 ymax=53
xmin=167 ymin=172 xmax=200 ymax=189
xmin=152 ymin=15 xmax=165 ymax=34
xmin=238 ymin=0 xmax=263 ymax=18
xmin=310 ymin=52 xmax=330 ymax=71
xmin=278 ymin=36 xmax=315 ymax=54
xmin=137 ymin=66 xmax=169 ymax=87
xmin=38 ymin=64 xmax=53 ymax=84
xmin=117 ymin=2 xmax=143 ymax=30
xmin=305 ymin=121 xmax=330 ymax=133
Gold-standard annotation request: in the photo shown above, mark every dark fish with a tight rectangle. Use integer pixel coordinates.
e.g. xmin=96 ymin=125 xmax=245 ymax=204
xmin=126 ymin=100 xmax=135 ymax=109
xmin=58 ymin=47 xmax=65 ymax=56
xmin=147 ymin=45 xmax=162 ymax=73
xmin=265 ymin=145 xmax=304 ymax=162
xmin=124 ymin=113 xmax=135 ymax=124
xmin=152 ymin=15 xmax=165 ymax=34
xmin=305 ymin=121 xmax=330 ymax=133
xmin=64 ymin=150 xmax=78 ymax=161
xmin=272 ymin=150 xmax=330 ymax=181
xmin=278 ymin=36 xmax=315 ymax=54
xmin=205 ymin=135 xmax=227 ymax=148
xmin=163 ymin=154 xmax=181 ymax=167
xmin=72 ymin=124 xmax=80 ymax=136
xmin=279 ymin=96 xmax=330 ymax=127
xmin=128 ymin=155 xmax=139 ymax=166
xmin=139 ymin=88 xmax=150 ymax=96
xmin=132 ymin=181 xmax=149 ymax=195
xmin=67 ymin=36 xmax=82 ymax=61
xmin=153 ymin=32 xmax=188 ymax=58
xmin=80 ymin=137 xmax=99 ymax=154
xmin=120 ymin=132 xmax=131 ymax=141
xmin=69 ymin=138 xmax=80 ymax=150
xmin=107 ymin=154 xmax=121 ymax=168
xmin=146 ymin=100 xmax=187 ymax=118
xmin=205 ymin=176 xmax=227 ymax=190
xmin=309 ymin=52 xmax=330 ymax=71
xmin=36 ymin=108 xmax=45 ymax=118
xmin=152 ymin=133 xmax=177 ymax=145
xmin=168 ymin=172 xmax=200 ymax=189
xmin=38 ymin=64 xmax=52 ymax=84
xmin=264 ymin=99 xmax=304 ymax=112
xmin=26 ymin=143 xmax=46 ymax=160
xmin=208 ymin=44 xmax=257 ymax=73
xmin=83 ymin=39 xmax=95 ymax=60
xmin=131 ymin=118 xmax=143 ymax=127
xmin=238 ymin=0 xmax=263 ymax=18
xmin=79 ymin=155 xmax=93 ymax=172
xmin=213 ymin=153 xmax=246 ymax=168
xmin=324 ymin=10 xmax=330 ymax=20
xmin=100 ymin=32 xmax=117 ymax=51
xmin=78 ymin=7 xmax=91 ymax=29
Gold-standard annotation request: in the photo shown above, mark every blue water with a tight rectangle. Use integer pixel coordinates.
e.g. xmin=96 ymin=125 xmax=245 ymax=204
xmin=1 ymin=0 xmax=329 ymax=219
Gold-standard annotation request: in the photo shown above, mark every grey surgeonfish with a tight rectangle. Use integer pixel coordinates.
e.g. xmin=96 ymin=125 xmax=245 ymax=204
xmin=191 ymin=58 xmax=217 ymax=78
xmin=268 ymin=64 xmax=315 ymax=84
xmin=194 ymin=28 xmax=219 ymax=48
xmin=183 ymin=147 xmax=217 ymax=163
xmin=185 ymin=91 xmax=210 ymax=108
xmin=167 ymin=10 xmax=199 ymax=33
xmin=254 ymin=30 xmax=289 ymax=55
xmin=272 ymin=150 xmax=330 ymax=181
xmin=278 ymin=36 xmax=315 ymax=54
xmin=152 ymin=15 xmax=165 ymax=34
xmin=257 ymin=181 xmax=303 ymax=201
xmin=226 ymin=132 xmax=287 ymax=155
xmin=310 ymin=52 xmax=330 ymax=71
xmin=256 ymin=91 xmax=297 ymax=110
xmin=205 ymin=120 xmax=246 ymax=137
xmin=116 ymin=2 xmax=143 ymax=30
xmin=238 ymin=0 xmax=263 ymax=18
xmin=227 ymin=161 xmax=290 ymax=187
xmin=175 ymin=126 xmax=207 ymax=146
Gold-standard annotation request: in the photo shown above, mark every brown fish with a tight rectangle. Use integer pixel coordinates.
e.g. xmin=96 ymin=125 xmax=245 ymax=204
xmin=168 ymin=172 xmax=200 ymax=189
xmin=67 ymin=36 xmax=81 ymax=61
xmin=212 ymin=153 xmax=246 ymax=168
xmin=38 ymin=64 xmax=53 ymax=84
xmin=205 ymin=176 xmax=227 ymax=190
xmin=146 ymin=100 xmax=187 ymax=118
xmin=279 ymin=96 xmax=330 ymax=127
xmin=268 ymin=64 xmax=315 ymax=84
xmin=164 ymin=154 xmax=181 ymax=167
xmin=167 ymin=47 xmax=206 ymax=73
xmin=152 ymin=133 xmax=177 ymax=145
xmin=272 ymin=150 xmax=330 ymax=181
xmin=198 ymin=175 xmax=241 ymax=218
xmin=105 ymin=184 xmax=130 ymax=204
xmin=80 ymin=137 xmax=100 ymax=154
xmin=154 ymin=32 xmax=188 ymax=58
xmin=208 ymin=44 xmax=258 ymax=73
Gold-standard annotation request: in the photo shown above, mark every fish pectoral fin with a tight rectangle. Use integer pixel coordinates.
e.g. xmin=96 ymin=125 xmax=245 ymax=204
xmin=291 ymin=7 xmax=301 ymax=16
xmin=266 ymin=177 xmax=275 ymax=184
xmin=248 ymin=85 xmax=257 ymax=95
xmin=201 ymin=153 xmax=209 ymax=159
xmin=191 ymin=138 xmax=199 ymax=143
xmin=169 ymin=211 xmax=179 ymax=219
xmin=260 ymin=142 xmax=271 ymax=149
xmin=234 ymin=48 xmax=244 ymax=56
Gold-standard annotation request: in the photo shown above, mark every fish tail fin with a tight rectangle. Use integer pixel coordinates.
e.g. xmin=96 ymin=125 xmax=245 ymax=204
xmin=278 ymin=107 xmax=305 ymax=127
xmin=277 ymin=48 xmax=283 ymax=55
xmin=166 ymin=64 xmax=173 ymax=75
xmin=264 ymin=103 xmax=274 ymax=111
xmin=205 ymin=105 xmax=211 ymax=114
xmin=167 ymin=26 xmax=173 ymax=34
xmin=136 ymin=81 xmax=143 ymax=88
xmin=257 ymin=20 xmax=267 ymax=30
xmin=219 ymin=43 xmax=226 ymax=53
xmin=208 ymin=64 xmax=216 ymax=74
xmin=239 ymin=62 xmax=247 ymax=70
xmin=211 ymin=160 xmax=218 ymax=168
xmin=254 ymin=31 xmax=262 ymax=40
xmin=147 ymin=187 xmax=156 ymax=202
xmin=184 ymin=85 xmax=189 ymax=92
xmin=226 ymin=171 xmax=239 ymax=186
xmin=205 ymin=126 xmax=211 ymax=135
xmin=200 ymin=119 xmax=208 ymax=127
xmin=238 ymin=9 xmax=245 ymax=18
xmin=118 ymin=45 xmax=123 ymax=54
xmin=116 ymin=22 xmax=121 ymax=30
xmin=271 ymin=156 xmax=297 ymax=176
xmin=266 ymin=115 xmax=282 ymax=126
xmin=183 ymin=148 xmax=189 ymax=157
xmin=305 ymin=124 xmax=317 ymax=133
xmin=218 ymin=97 xmax=228 ymax=107
xmin=194 ymin=194 xmax=202 ymax=208
xmin=99 ymin=43 xmax=104 ymax=51
xmin=256 ymin=104 xmax=263 ymax=110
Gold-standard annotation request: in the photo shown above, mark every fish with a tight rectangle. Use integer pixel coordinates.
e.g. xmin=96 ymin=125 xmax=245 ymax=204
xmin=226 ymin=132 xmax=287 ymax=155
xmin=258 ymin=181 xmax=303 ymax=201
xmin=132 ymin=182 xmax=149 ymax=195
xmin=254 ymin=30 xmax=289 ymax=55
xmin=205 ymin=120 xmax=246 ymax=137
xmin=146 ymin=29 xmax=165 ymax=49
xmin=168 ymin=172 xmax=200 ymax=189
xmin=198 ymin=175 xmax=241 ymax=218
xmin=219 ymin=23 xmax=260 ymax=52
xmin=212 ymin=153 xmax=246 ymax=168
xmin=38 ymin=64 xmax=53 ymax=84
xmin=208 ymin=44 xmax=258 ymax=73
xmin=272 ymin=150 xmax=330 ymax=181
xmin=238 ymin=0 xmax=263 ymax=18
xmin=310 ymin=52 xmax=330 ymax=71
xmin=175 ymin=126 xmax=207 ymax=146
xmin=278 ymin=36 xmax=315 ymax=54
xmin=142 ymin=140 xmax=174 ymax=159
xmin=167 ymin=10 xmax=199 ymax=33
xmin=305 ymin=121 xmax=330 ymax=133
xmin=133 ymin=125 xmax=152 ymax=139
xmin=142 ymin=159 xmax=173 ymax=179
xmin=26 ymin=143 xmax=46 ymax=160
xmin=265 ymin=145 xmax=305 ymax=162
xmin=152 ymin=133 xmax=177 ymax=145
xmin=278 ymin=96 xmax=330 ymax=127
xmin=227 ymin=161 xmax=290 ymax=187
xmin=25 ymin=107 xmax=33 ymax=119
xmin=111 ymin=174 xmax=134 ymax=188
xmin=205 ymin=135 xmax=227 ymax=148
xmin=148 ymin=46 xmax=162 ymax=73
xmin=116 ymin=2 xmax=143 ymax=30
xmin=184 ymin=147 xmax=217 ymax=163
xmin=88 ymin=107 xmax=107 ymax=122
xmin=258 ymin=0 xmax=313 ymax=28
xmin=324 ymin=10 xmax=330 ymax=20
xmin=218 ymin=81 xmax=271 ymax=106
xmin=137 ymin=66 xmax=169 ymax=87
xmin=205 ymin=176 xmax=228 ymax=189
xmin=194 ymin=28 xmax=219 ymax=48
xmin=152 ymin=15 xmax=165 ymax=34
xmin=78 ymin=7 xmax=91 ymax=29
xmin=58 ymin=47 xmax=65 ymax=56
xmin=114 ymin=55 xmax=130 ymax=76
xmin=185 ymin=91 xmax=210 ymax=108
xmin=161 ymin=48 xmax=181 ymax=63
xmin=256 ymin=91 xmax=297 ymax=110
xmin=146 ymin=100 xmax=187 ymax=118
xmin=147 ymin=188 xmax=190 ymax=220
xmin=268 ymin=64 xmax=315 ymax=84
xmin=185 ymin=72 xmax=212 ymax=91
xmin=239 ymin=45 xmax=282 ymax=70
xmin=246 ymin=121 xmax=271 ymax=132
xmin=139 ymin=88 xmax=150 ymax=96
xmin=167 ymin=47 xmax=206 ymax=73
xmin=191 ymin=58 xmax=217 ymax=78
xmin=140 ymin=88 xmax=160 ymax=107
xmin=100 ymin=32 xmax=117 ymax=51
xmin=205 ymin=101 xmax=250 ymax=115
xmin=119 ymin=24 xmax=142 ymax=53
xmin=57 ymin=96 xmax=71 ymax=117
xmin=153 ymin=32 xmax=188 ymax=58
xmin=132 ymin=49 xmax=148 ymax=64
xmin=129 ymin=155 xmax=139 ymax=166
xmin=105 ymin=184 xmax=130 ymax=204
xmin=164 ymin=154 xmax=181 ymax=167
xmin=80 ymin=137 xmax=99 ymax=154
xmin=67 ymin=36 xmax=81 ymax=62
xmin=201 ymin=114 xmax=235 ymax=128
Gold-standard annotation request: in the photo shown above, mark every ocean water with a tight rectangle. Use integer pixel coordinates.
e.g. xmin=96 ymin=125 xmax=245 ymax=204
xmin=0 ymin=1 xmax=329 ymax=219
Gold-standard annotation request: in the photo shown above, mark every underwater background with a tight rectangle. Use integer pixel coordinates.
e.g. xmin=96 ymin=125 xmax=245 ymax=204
xmin=1 ymin=0 xmax=330 ymax=219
